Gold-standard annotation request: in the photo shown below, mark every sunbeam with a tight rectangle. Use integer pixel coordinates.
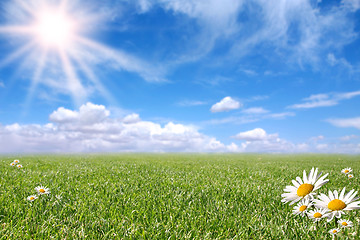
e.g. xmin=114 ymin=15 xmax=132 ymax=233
xmin=68 ymin=49 xmax=116 ymax=105
xmin=0 ymin=40 xmax=37 ymax=67
xmin=24 ymin=48 xmax=48 ymax=109
xmin=58 ymin=48 xmax=87 ymax=106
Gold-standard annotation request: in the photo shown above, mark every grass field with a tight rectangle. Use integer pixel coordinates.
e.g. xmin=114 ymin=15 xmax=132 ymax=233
xmin=1 ymin=154 xmax=360 ymax=239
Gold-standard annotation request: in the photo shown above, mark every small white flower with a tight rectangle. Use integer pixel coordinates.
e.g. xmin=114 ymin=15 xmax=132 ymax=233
xmin=329 ymin=228 xmax=340 ymax=235
xmin=27 ymin=195 xmax=38 ymax=202
xmin=13 ymin=159 xmax=20 ymax=164
xmin=348 ymin=174 xmax=354 ymax=178
xmin=338 ymin=219 xmax=353 ymax=228
xmin=16 ymin=164 xmax=23 ymax=169
xmin=341 ymin=168 xmax=352 ymax=174
xmin=293 ymin=198 xmax=312 ymax=216
xmin=35 ymin=186 xmax=50 ymax=195
xmin=10 ymin=162 xmax=15 ymax=167
xmin=307 ymin=208 xmax=328 ymax=222
xmin=313 ymin=187 xmax=360 ymax=222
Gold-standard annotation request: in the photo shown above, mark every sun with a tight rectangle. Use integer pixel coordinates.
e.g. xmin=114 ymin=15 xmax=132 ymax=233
xmin=34 ymin=10 xmax=75 ymax=48
xmin=0 ymin=0 xmax=117 ymax=107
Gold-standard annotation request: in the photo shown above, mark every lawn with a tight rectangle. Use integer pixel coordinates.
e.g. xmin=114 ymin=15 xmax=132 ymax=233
xmin=1 ymin=154 xmax=359 ymax=239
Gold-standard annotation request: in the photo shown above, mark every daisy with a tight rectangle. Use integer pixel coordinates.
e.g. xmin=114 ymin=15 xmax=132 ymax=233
xmin=27 ymin=195 xmax=38 ymax=202
xmin=293 ymin=198 xmax=312 ymax=216
xmin=281 ymin=167 xmax=329 ymax=205
xmin=313 ymin=188 xmax=360 ymax=222
xmin=341 ymin=168 xmax=352 ymax=174
xmin=348 ymin=174 xmax=354 ymax=178
xmin=16 ymin=164 xmax=23 ymax=169
xmin=307 ymin=208 xmax=328 ymax=222
xmin=338 ymin=219 xmax=353 ymax=228
xmin=13 ymin=159 xmax=20 ymax=164
xmin=10 ymin=162 xmax=15 ymax=167
xmin=329 ymin=228 xmax=340 ymax=235
xmin=35 ymin=186 xmax=50 ymax=195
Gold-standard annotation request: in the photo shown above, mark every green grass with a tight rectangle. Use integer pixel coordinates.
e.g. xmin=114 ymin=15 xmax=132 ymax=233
xmin=1 ymin=154 xmax=359 ymax=239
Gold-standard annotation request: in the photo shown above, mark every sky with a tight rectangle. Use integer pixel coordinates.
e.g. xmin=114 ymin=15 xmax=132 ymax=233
xmin=0 ymin=0 xmax=359 ymax=153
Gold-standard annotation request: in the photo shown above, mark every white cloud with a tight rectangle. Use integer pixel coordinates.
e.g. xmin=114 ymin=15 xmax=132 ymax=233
xmin=0 ymin=81 xmax=4 ymax=88
xmin=122 ymin=113 xmax=141 ymax=124
xmin=50 ymin=102 xmax=110 ymax=125
xmin=342 ymin=0 xmax=360 ymax=12
xmin=177 ymin=100 xmax=207 ymax=107
xmin=242 ymin=107 xmax=269 ymax=114
xmin=340 ymin=134 xmax=358 ymax=141
xmin=310 ymin=135 xmax=325 ymax=141
xmin=233 ymin=128 xmax=278 ymax=141
xmin=327 ymin=117 xmax=360 ymax=130
xmin=0 ymin=102 xmax=237 ymax=153
xmin=288 ymin=90 xmax=360 ymax=109
xmin=210 ymin=96 xmax=241 ymax=113
xmin=231 ymin=128 xmax=307 ymax=152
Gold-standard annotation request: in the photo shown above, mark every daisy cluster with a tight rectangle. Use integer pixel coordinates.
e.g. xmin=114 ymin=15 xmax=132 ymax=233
xmin=9 ymin=159 xmax=22 ymax=169
xmin=27 ymin=186 xmax=51 ymax=202
xmin=282 ymin=167 xmax=359 ymax=236
xmin=342 ymin=167 xmax=354 ymax=179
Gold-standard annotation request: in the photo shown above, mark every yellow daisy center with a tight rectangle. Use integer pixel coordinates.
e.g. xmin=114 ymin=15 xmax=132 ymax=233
xmin=39 ymin=189 xmax=45 ymax=193
xmin=328 ymin=199 xmax=346 ymax=211
xmin=341 ymin=222 xmax=348 ymax=226
xmin=299 ymin=205 xmax=307 ymax=211
xmin=297 ymin=183 xmax=314 ymax=197
xmin=30 ymin=197 xmax=35 ymax=200
xmin=313 ymin=212 xmax=322 ymax=218
xmin=332 ymin=230 xmax=337 ymax=233
xmin=345 ymin=170 xmax=349 ymax=173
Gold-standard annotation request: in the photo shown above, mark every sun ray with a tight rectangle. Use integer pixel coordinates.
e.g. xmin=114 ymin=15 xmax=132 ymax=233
xmin=68 ymin=48 xmax=117 ymax=105
xmin=13 ymin=0 xmax=38 ymax=18
xmin=0 ymin=26 xmax=34 ymax=34
xmin=24 ymin=48 xmax=48 ymax=109
xmin=58 ymin=48 xmax=87 ymax=106
xmin=0 ymin=40 xmax=37 ymax=67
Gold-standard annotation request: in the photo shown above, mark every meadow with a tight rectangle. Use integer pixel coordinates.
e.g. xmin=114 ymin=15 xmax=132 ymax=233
xmin=1 ymin=154 xmax=359 ymax=239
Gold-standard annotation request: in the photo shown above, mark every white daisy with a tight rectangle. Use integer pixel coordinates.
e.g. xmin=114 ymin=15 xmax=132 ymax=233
xmin=341 ymin=168 xmax=352 ymax=174
xmin=307 ymin=208 xmax=328 ymax=222
xmin=281 ymin=167 xmax=329 ymax=205
xmin=338 ymin=219 xmax=353 ymax=228
xmin=329 ymin=228 xmax=340 ymax=235
xmin=35 ymin=186 xmax=50 ymax=195
xmin=16 ymin=164 xmax=23 ymax=169
xmin=293 ymin=198 xmax=312 ymax=216
xmin=27 ymin=195 xmax=38 ymax=202
xmin=313 ymin=187 xmax=360 ymax=222
xmin=10 ymin=162 xmax=15 ymax=167
xmin=348 ymin=174 xmax=354 ymax=178
xmin=13 ymin=159 xmax=20 ymax=164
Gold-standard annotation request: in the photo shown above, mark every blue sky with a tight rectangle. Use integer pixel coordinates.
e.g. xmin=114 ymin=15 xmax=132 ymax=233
xmin=0 ymin=0 xmax=359 ymax=153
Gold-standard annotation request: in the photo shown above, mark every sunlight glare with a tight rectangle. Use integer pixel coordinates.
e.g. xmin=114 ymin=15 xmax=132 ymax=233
xmin=34 ymin=11 xmax=74 ymax=48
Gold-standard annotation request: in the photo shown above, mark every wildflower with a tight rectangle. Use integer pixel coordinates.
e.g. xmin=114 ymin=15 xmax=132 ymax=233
xmin=282 ymin=168 xmax=329 ymax=205
xmin=293 ymin=198 xmax=312 ymax=216
xmin=13 ymin=159 xmax=20 ymax=164
xmin=341 ymin=168 xmax=352 ymax=175
xmin=307 ymin=208 xmax=328 ymax=222
xmin=313 ymin=188 xmax=360 ymax=222
xmin=348 ymin=174 xmax=354 ymax=178
xmin=16 ymin=164 xmax=23 ymax=169
xmin=35 ymin=186 xmax=50 ymax=195
xmin=27 ymin=195 xmax=38 ymax=202
xmin=338 ymin=219 xmax=353 ymax=228
xmin=10 ymin=162 xmax=15 ymax=167
xmin=329 ymin=228 xmax=340 ymax=235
